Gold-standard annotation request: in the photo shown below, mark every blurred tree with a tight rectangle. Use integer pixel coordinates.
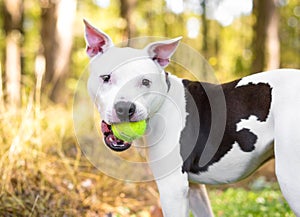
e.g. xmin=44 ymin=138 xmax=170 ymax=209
xmin=251 ymin=0 xmax=280 ymax=73
xmin=266 ymin=0 xmax=280 ymax=70
xmin=120 ymin=0 xmax=137 ymax=41
xmin=2 ymin=0 xmax=23 ymax=107
xmin=279 ymin=0 xmax=300 ymax=69
xmin=40 ymin=0 xmax=77 ymax=103
xmin=201 ymin=0 xmax=208 ymax=58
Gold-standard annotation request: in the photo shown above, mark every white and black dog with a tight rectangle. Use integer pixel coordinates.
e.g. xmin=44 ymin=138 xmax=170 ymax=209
xmin=84 ymin=20 xmax=300 ymax=217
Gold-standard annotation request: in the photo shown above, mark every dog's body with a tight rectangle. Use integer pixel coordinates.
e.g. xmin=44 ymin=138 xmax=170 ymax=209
xmin=84 ymin=21 xmax=300 ymax=217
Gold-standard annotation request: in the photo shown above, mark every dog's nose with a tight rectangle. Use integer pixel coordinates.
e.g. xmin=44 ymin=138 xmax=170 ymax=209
xmin=114 ymin=101 xmax=136 ymax=121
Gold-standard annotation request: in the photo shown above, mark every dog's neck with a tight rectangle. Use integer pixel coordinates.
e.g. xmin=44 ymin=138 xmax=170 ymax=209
xmin=146 ymin=73 xmax=187 ymax=147
xmin=144 ymin=74 xmax=187 ymax=177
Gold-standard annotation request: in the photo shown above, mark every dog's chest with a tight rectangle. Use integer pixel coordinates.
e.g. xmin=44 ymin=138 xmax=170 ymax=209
xmin=180 ymin=78 xmax=274 ymax=184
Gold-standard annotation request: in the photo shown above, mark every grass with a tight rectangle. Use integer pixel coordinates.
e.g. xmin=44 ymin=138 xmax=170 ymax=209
xmin=0 ymin=86 xmax=159 ymax=216
xmin=208 ymin=183 xmax=294 ymax=217
xmin=0 ymin=89 xmax=295 ymax=216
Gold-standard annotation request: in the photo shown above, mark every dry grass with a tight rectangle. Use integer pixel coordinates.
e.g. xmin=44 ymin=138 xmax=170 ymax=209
xmin=0 ymin=89 xmax=159 ymax=217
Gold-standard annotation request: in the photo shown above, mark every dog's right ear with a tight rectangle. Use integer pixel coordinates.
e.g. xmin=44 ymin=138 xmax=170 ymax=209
xmin=83 ymin=19 xmax=113 ymax=58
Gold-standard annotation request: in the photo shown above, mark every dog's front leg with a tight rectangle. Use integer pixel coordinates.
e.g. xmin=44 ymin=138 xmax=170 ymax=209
xmin=154 ymin=166 xmax=189 ymax=217
xmin=148 ymin=143 xmax=189 ymax=217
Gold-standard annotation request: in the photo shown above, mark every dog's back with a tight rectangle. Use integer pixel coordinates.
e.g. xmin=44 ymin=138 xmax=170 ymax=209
xmin=187 ymin=69 xmax=300 ymax=215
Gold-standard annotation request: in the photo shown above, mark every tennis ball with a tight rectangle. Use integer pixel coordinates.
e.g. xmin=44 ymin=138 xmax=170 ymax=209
xmin=111 ymin=120 xmax=147 ymax=142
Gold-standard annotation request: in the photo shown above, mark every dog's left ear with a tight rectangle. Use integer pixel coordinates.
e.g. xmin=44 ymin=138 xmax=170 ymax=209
xmin=83 ymin=19 xmax=113 ymax=58
xmin=145 ymin=37 xmax=182 ymax=68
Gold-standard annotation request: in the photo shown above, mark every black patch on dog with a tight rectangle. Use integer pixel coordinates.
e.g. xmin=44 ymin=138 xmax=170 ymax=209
xmin=180 ymin=79 xmax=272 ymax=173
xmin=165 ymin=72 xmax=171 ymax=92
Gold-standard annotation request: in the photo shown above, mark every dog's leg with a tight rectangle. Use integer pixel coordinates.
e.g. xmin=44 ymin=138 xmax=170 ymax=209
xmin=189 ymin=183 xmax=214 ymax=217
xmin=152 ymin=166 xmax=189 ymax=217
xmin=148 ymin=141 xmax=189 ymax=217
xmin=275 ymin=143 xmax=300 ymax=216
xmin=274 ymin=113 xmax=300 ymax=216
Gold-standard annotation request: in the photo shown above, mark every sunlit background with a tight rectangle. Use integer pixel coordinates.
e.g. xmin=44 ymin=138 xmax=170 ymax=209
xmin=75 ymin=0 xmax=298 ymax=97
xmin=0 ymin=0 xmax=299 ymax=216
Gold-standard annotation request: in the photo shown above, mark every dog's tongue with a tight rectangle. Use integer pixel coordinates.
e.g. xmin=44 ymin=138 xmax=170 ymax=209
xmin=101 ymin=121 xmax=131 ymax=151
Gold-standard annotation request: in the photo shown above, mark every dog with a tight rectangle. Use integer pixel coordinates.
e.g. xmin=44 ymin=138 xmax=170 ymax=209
xmin=84 ymin=20 xmax=300 ymax=217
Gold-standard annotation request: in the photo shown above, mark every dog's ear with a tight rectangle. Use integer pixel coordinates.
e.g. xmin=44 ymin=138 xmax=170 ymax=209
xmin=145 ymin=37 xmax=182 ymax=68
xmin=83 ymin=19 xmax=113 ymax=58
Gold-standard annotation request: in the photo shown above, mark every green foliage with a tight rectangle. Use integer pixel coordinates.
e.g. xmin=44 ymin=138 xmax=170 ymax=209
xmin=209 ymin=186 xmax=294 ymax=217
xmin=216 ymin=16 xmax=254 ymax=80
xmin=280 ymin=0 xmax=300 ymax=69
xmin=1 ymin=0 xmax=299 ymax=95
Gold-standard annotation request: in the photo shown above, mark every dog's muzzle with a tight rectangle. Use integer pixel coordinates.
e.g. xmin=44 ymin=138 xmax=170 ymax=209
xmin=101 ymin=120 xmax=131 ymax=151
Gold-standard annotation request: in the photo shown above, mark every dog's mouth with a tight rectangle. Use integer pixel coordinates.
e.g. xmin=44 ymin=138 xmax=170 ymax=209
xmin=101 ymin=120 xmax=131 ymax=152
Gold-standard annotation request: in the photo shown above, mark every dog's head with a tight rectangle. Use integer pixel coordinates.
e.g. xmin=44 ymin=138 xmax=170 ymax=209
xmin=84 ymin=20 xmax=181 ymax=151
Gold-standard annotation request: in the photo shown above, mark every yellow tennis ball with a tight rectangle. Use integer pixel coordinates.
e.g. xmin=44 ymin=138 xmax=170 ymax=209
xmin=111 ymin=120 xmax=147 ymax=142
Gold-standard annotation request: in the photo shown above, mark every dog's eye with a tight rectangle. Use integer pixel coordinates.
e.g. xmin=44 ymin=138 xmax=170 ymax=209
xmin=142 ymin=79 xmax=151 ymax=87
xmin=100 ymin=75 xmax=111 ymax=83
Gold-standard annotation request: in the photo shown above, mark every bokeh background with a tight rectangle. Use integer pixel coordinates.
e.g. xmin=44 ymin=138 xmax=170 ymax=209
xmin=0 ymin=0 xmax=299 ymax=216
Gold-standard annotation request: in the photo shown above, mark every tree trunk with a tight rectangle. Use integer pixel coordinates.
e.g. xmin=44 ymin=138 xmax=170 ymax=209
xmin=266 ymin=0 xmax=280 ymax=70
xmin=120 ymin=0 xmax=137 ymax=42
xmin=251 ymin=0 xmax=280 ymax=73
xmin=40 ymin=0 xmax=77 ymax=103
xmin=201 ymin=1 xmax=208 ymax=58
xmin=3 ymin=0 xmax=23 ymax=107
xmin=200 ymin=1 xmax=209 ymax=79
